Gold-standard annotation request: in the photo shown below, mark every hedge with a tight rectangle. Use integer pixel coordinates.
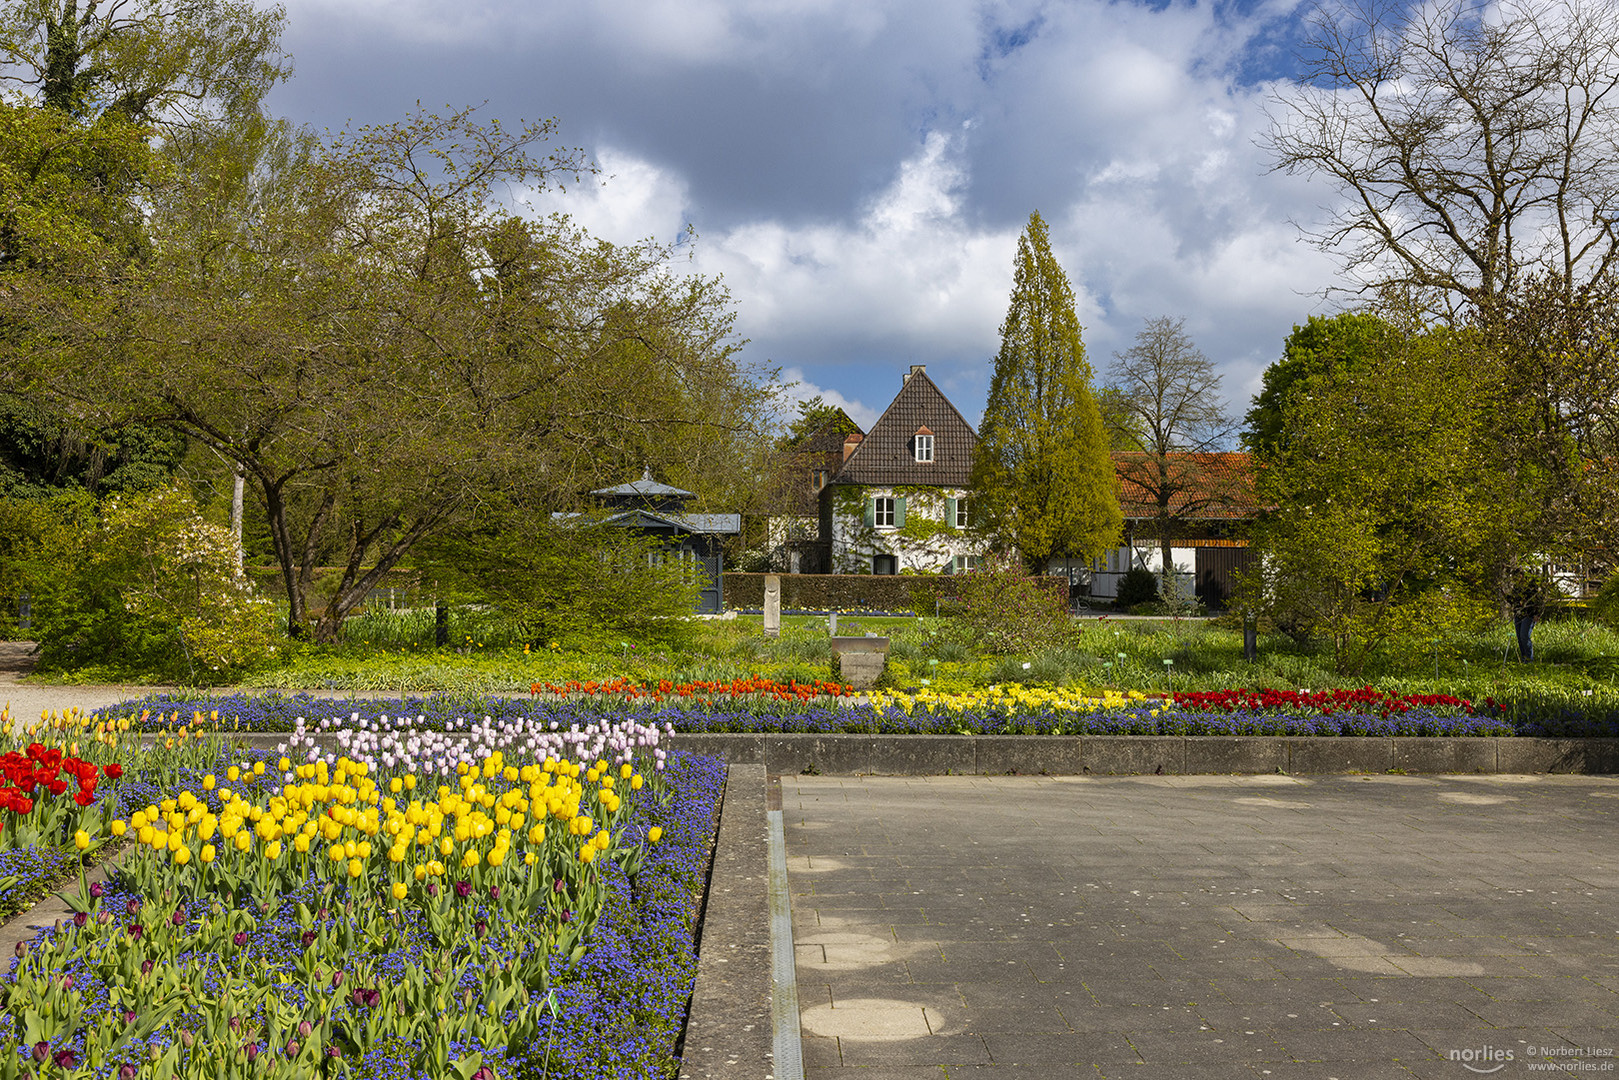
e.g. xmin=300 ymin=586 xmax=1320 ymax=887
xmin=722 ymin=572 xmax=1068 ymax=615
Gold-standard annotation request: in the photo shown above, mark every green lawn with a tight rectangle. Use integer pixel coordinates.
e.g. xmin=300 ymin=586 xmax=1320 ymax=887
xmin=22 ymin=604 xmax=1619 ymax=710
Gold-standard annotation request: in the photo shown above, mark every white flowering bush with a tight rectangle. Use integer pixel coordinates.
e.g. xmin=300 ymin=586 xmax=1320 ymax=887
xmin=38 ymin=484 xmax=280 ymax=682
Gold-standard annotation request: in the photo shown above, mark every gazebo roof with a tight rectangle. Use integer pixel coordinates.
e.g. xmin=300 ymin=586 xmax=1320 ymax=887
xmin=590 ymin=466 xmax=694 ymax=500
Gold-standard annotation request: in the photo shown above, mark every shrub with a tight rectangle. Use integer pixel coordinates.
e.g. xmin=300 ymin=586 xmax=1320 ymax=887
xmin=950 ymin=562 xmax=1072 ymax=654
xmin=36 ymin=484 xmax=279 ymax=681
xmin=1115 ymin=566 xmax=1159 ymax=610
xmin=1591 ymin=573 xmax=1619 ymax=629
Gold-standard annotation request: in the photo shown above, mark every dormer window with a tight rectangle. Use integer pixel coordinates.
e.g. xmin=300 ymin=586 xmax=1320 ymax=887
xmin=913 ymin=429 xmax=934 ymax=462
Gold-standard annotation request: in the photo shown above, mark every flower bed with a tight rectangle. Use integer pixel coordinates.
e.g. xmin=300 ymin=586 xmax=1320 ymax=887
xmin=2 ymin=715 xmax=726 ymax=1080
xmin=94 ymin=685 xmax=1619 ymax=738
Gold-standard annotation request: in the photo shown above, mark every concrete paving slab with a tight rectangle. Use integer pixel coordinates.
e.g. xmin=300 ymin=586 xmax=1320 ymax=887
xmin=784 ymin=773 xmax=1619 ymax=1076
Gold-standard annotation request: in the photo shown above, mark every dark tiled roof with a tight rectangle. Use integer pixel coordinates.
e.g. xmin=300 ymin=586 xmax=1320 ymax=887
xmin=833 ymin=370 xmax=977 ymax=487
xmin=1113 ymin=452 xmax=1258 ymax=520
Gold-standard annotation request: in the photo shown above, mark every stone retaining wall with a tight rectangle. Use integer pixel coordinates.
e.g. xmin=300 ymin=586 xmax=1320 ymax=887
xmin=211 ymin=732 xmax=1619 ymax=775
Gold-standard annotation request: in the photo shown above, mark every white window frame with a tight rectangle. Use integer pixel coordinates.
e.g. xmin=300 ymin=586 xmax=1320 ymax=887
xmin=953 ymin=554 xmax=982 ymax=573
xmin=955 ymin=497 xmax=969 ymax=529
xmin=874 ymin=496 xmax=895 ymax=527
xmin=914 ymin=434 xmax=934 ymax=462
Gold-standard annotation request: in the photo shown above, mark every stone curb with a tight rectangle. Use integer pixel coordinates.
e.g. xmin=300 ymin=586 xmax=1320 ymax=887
xmin=172 ymin=732 xmax=1619 ymax=776
xmin=678 ymin=764 xmax=772 ymax=1080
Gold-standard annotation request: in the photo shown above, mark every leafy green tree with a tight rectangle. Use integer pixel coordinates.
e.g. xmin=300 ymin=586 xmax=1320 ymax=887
xmin=776 ymin=396 xmax=860 ymax=451
xmin=0 ymin=394 xmax=184 ymax=496
xmin=1242 ymin=312 xmax=1404 ymax=456
xmin=420 ymin=497 xmax=701 ymax=648
xmin=0 ymin=489 xmax=92 ymax=636
xmin=19 ymin=107 xmax=771 ymax=643
xmin=0 ymin=0 xmax=290 ymax=124
xmin=1250 ymin=327 xmax=1500 ymax=674
xmin=972 ymin=210 xmax=1120 ymax=573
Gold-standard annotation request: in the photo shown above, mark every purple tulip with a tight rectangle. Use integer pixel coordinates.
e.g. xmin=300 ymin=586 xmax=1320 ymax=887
xmin=59 ymin=975 xmax=74 ymax=991
xmin=454 ymin=880 xmax=471 ymax=900
xmin=330 ymin=971 xmax=344 ymax=989
xmin=120 ymin=1064 xmax=138 ymax=1080
xmin=122 ymin=1010 xmax=136 ymax=1025
xmin=426 ymin=883 xmax=438 ymax=898
xmin=127 ymin=924 xmax=144 ymax=939
xmin=53 ymin=1048 xmax=78 ymax=1069
xmin=245 ymin=1043 xmax=259 ymax=1063
xmin=474 ymin=919 xmax=488 ymax=939
xmin=233 ymin=931 xmax=249 ymax=948
xmin=300 ymin=930 xmax=317 ymax=947
xmin=297 ymin=1020 xmax=313 ymax=1039
xmin=89 ymin=881 xmax=104 ymax=899
xmin=366 ymin=989 xmax=380 ymax=1008
xmin=126 ymin=898 xmax=141 ymax=916
xmin=30 ymin=1042 xmax=49 ymax=1063
xmin=285 ymin=1040 xmax=299 ymax=1058
xmin=72 ymin=911 xmax=88 ymax=928
xmin=12 ymin=941 xmax=25 ymax=959
xmin=140 ymin=959 xmax=154 ymax=975
xmin=488 ymin=884 xmax=500 ymax=900
xmin=170 ymin=910 xmax=186 ymax=927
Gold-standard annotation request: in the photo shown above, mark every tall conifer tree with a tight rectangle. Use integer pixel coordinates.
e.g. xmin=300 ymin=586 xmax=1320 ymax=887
xmin=972 ymin=210 xmax=1121 ymax=572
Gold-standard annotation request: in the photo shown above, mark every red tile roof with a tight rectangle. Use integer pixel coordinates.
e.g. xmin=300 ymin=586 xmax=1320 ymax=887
xmin=1113 ymin=452 xmax=1258 ymax=521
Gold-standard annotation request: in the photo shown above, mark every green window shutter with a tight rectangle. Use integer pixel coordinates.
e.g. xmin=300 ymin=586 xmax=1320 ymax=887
xmin=945 ymin=497 xmax=957 ymax=530
xmin=864 ymin=497 xmax=874 ymax=527
xmin=894 ymin=496 xmax=906 ymax=528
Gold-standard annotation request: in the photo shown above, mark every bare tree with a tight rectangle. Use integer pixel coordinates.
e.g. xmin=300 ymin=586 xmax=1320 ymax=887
xmin=1264 ymin=0 xmax=1619 ymax=320
xmin=1108 ymin=317 xmax=1237 ymax=601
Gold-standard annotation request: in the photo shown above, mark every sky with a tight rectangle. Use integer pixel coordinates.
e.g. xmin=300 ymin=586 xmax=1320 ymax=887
xmin=267 ymin=0 xmax=1349 ymax=434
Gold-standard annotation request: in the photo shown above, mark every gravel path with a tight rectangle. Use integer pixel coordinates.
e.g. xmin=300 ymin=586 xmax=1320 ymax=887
xmin=0 ymin=640 xmax=171 ymax=733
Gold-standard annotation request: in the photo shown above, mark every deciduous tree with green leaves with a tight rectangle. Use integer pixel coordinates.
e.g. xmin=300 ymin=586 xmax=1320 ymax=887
xmin=971 ymin=210 xmax=1120 ymax=573
xmin=1249 ymin=326 xmax=1501 ymax=673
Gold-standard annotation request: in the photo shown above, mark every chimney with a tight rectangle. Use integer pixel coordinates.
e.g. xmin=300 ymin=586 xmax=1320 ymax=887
xmin=903 ymin=364 xmax=926 ymax=385
xmin=842 ymin=432 xmax=863 ymax=461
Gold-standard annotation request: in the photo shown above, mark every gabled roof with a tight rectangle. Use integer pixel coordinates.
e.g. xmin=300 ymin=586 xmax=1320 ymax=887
xmin=1113 ymin=452 xmax=1258 ymax=520
xmin=833 ymin=368 xmax=977 ymax=487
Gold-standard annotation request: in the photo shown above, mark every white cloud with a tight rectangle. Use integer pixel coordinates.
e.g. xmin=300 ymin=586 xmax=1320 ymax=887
xmin=528 ymin=147 xmax=690 ymax=247
xmin=775 ymin=368 xmax=881 ymax=430
xmin=690 ymin=128 xmax=1018 ymax=358
xmin=272 ymin=0 xmax=1353 ymax=427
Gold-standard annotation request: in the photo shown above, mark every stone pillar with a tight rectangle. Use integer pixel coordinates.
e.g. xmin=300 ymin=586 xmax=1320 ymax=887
xmin=763 ymin=574 xmax=781 ymax=638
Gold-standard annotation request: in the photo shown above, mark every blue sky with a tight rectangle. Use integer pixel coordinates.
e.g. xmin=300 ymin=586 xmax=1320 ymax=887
xmin=268 ymin=0 xmax=1346 ymax=433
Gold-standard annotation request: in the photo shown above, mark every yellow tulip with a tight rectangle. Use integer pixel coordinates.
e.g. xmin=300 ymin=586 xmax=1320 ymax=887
xmin=647 ymin=827 xmax=662 ymax=843
xmin=595 ymin=831 xmax=610 ymax=851
xmin=175 ymin=846 xmax=192 ymax=865
xmin=264 ymin=840 xmax=282 ymax=860
xmin=486 ymin=848 xmax=505 ymax=868
xmin=110 ymin=820 xmax=127 ymax=837
xmin=347 ymin=858 xmax=363 ymax=879
xmin=200 ymin=844 xmax=216 ymax=863
xmin=391 ymin=882 xmax=407 ymax=901
xmin=202 ymin=775 xmax=217 ymax=791
xmin=227 ymin=766 xmax=240 ymax=782
xmin=579 ymin=846 xmax=595 ymax=864
xmin=74 ymin=830 xmax=90 ymax=851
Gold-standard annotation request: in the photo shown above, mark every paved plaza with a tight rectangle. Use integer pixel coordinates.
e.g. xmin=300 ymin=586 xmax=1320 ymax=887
xmin=783 ymin=773 xmax=1619 ymax=1080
